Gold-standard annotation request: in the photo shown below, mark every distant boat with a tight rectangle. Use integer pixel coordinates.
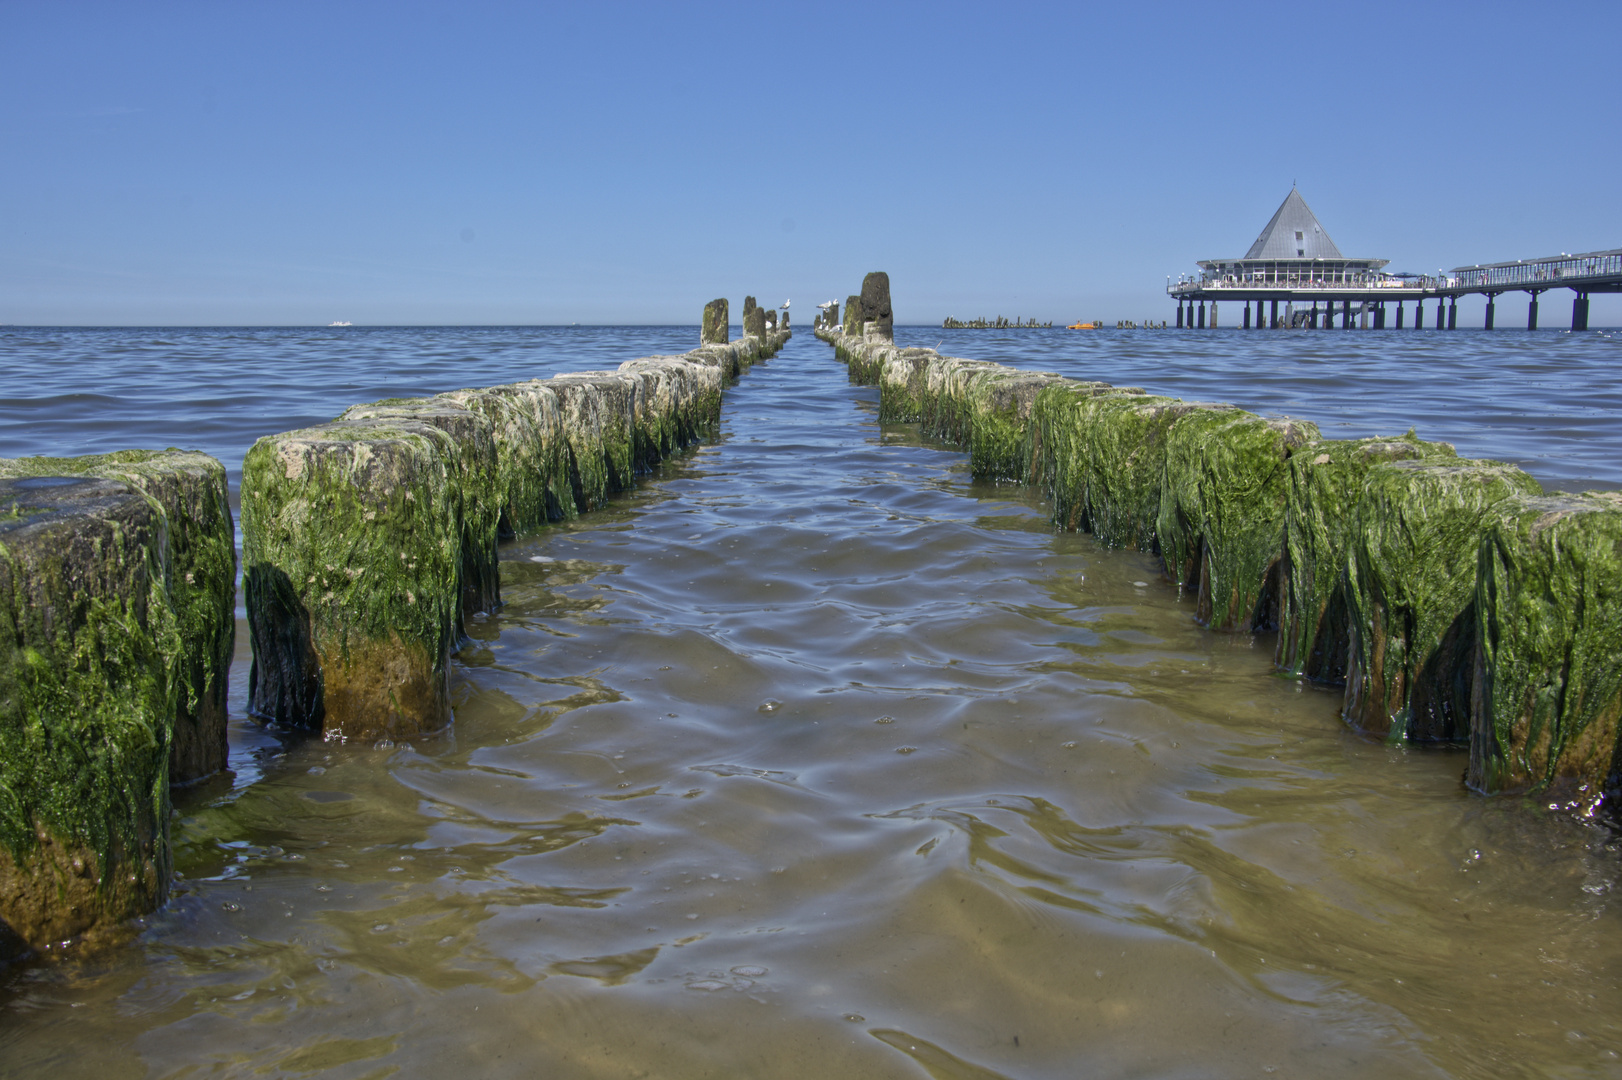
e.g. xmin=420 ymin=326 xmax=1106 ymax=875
xmin=327 ymin=321 xmax=353 ymax=327
xmin=1066 ymin=321 xmax=1102 ymax=330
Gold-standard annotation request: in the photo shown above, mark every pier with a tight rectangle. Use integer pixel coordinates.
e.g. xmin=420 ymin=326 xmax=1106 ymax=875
xmin=1169 ymin=189 xmax=1619 ymax=331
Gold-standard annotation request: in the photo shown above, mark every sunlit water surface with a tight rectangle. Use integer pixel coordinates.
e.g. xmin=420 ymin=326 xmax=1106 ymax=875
xmin=1 ymin=326 xmax=1620 ymax=1079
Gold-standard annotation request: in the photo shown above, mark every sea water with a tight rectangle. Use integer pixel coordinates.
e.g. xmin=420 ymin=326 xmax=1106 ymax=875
xmin=1 ymin=325 xmax=1619 ymax=1078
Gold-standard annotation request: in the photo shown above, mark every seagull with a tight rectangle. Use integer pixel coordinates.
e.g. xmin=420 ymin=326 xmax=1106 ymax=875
xmin=782 ymin=299 xmax=790 ymax=309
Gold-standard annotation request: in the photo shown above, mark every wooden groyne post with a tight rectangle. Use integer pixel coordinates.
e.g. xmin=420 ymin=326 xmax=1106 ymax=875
xmin=240 ymin=303 xmax=790 ymax=744
xmin=815 ymin=272 xmax=1622 ymax=818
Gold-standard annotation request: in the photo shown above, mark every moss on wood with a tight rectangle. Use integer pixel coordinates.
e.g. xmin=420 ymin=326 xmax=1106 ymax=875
xmin=0 ymin=476 xmax=177 ymax=951
xmin=242 ymin=418 xmax=472 ymax=740
xmin=619 ymin=356 xmax=725 ymax=468
xmin=436 ymin=383 xmax=572 ymax=534
xmin=876 ymin=348 xmax=939 ymax=423
xmin=1342 ymin=459 xmax=1541 ymax=742
xmin=1024 ymin=382 xmax=1132 ymax=534
xmin=1277 ymin=434 xmax=1457 ymax=685
xmin=335 ymin=400 xmax=502 ymax=623
xmin=0 ymin=450 xmax=234 ymax=785
xmin=952 ymin=368 xmax=1068 ymax=482
xmin=547 ymin=373 xmax=638 ymax=514
xmin=1470 ymin=491 xmax=1622 ymax=811
xmin=1157 ymin=410 xmax=1319 ymax=631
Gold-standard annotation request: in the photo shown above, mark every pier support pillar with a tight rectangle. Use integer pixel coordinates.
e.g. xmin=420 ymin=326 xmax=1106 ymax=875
xmin=1242 ymin=304 xmax=1250 ymax=329
xmin=1211 ymin=302 xmax=1218 ymax=328
xmin=1270 ymin=299 xmax=1279 ymax=329
xmin=1197 ymin=301 xmax=1205 ymax=329
xmin=1485 ymin=295 xmax=1495 ymax=330
xmin=1308 ymin=302 xmax=1317 ymax=330
xmin=1528 ymin=293 xmax=1540 ymax=331
xmin=1396 ymin=302 xmax=1405 ymax=329
xmin=1415 ymin=300 xmax=1423 ymax=328
xmin=1572 ymin=291 xmax=1588 ymax=331
xmin=1448 ymin=297 xmax=1458 ymax=330
xmin=1175 ymin=301 xmax=1183 ymax=328
xmin=1342 ymin=300 xmax=1352 ymax=329
xmin=1436 ymin=300 xmax=1446 ymax=330
xmin=1374 ymin=303 xmax=1385 ymax=329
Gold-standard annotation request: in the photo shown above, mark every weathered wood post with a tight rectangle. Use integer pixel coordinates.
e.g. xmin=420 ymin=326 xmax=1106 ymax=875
xmin=701 ymin=298 xmax=729 ymax=345
xmin=0 ymin=476 xmax=178 ymax=953
xmin=860 ymin=272 xmax=893 ymax=342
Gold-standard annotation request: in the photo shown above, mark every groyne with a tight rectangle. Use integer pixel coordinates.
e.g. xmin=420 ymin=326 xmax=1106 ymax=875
xmin=0 ymin=306 xmax=787 ymax=957
xmin=240 ymin=321 xmax=790 ymax=743
xmin=817 ymin=272 xmax=1622 ymax=817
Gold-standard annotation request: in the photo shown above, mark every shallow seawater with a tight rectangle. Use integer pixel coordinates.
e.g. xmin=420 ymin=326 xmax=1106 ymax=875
xmin=2 ymin=327 xmax=1621 ymax=1078
xmin=898 ymin=325 xmax=1622 ymax=493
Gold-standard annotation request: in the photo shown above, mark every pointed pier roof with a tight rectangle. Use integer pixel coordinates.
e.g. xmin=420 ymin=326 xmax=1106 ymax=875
xmin=1243 ymin=188 xmax=1343 ymax=261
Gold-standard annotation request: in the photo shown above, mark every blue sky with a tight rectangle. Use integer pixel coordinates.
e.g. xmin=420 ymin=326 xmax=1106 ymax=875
xmin=3 ymin=1 xmax=1618 ymax=326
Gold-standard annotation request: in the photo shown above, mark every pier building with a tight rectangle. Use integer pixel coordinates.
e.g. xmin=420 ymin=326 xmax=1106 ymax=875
xmin=1169 ymin=188 xmax=1619 ymax=330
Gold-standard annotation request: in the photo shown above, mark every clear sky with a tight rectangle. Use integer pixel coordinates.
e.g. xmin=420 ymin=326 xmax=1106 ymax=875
xmin=4 ymin=0 xmax=1619 ymax=327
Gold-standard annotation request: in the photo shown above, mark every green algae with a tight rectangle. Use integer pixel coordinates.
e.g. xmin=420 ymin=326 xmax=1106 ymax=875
xmin=0 ymin=450 xmax=234 ymax=785
xmin=547 ymin=373 xmax=638 ymax=514
xmin=1470 ymin=491 xmax=1622 ymax=809
xmin=240 ymin=335 xmax=785 ymax=740
xmin=1277 ymin=434 xmax=1458 ymax=685
xmin=437 ymin=383 xmax=573 ymax=533
xmin=701 ymin=298 xmax=729 ymax=345
xmin=0 ymin=477 xmax=177 ymax=945
xmin=845 ymin=341 xmax=891 ymax=387
xmin=335 ymin=399 xmax=502 ymax=626
xmin=242 ymin=418 xmax=471 ymax=738
xmin=1342 ymin=459 xmax=1542 ymax=742
xmin=950 ymin=368 xmax=1067 ymax=482
xmin=1157 ymin=409 xmax=1319 ymax=631
xmin=619 ymin=356 xmax=725 ymax=470
xmin=876 ymin=348 xmax=939 ymax=423
xmin=1024 ymin=382 xmax=1135 ymax=535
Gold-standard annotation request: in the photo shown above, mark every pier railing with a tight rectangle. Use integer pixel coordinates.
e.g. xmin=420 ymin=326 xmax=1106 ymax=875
xmin=1169 ymin=275 xmax=1426 ymax=296
xmin=1450 ymin=251 xmax=1622 ymax=291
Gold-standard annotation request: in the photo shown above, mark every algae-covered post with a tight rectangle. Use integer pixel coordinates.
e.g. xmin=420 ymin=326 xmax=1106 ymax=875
xmin=815 ymin=269 xmax=1622 ymax=820
xmin=242 ymin=416 xmax=493 ymax=741
xmin=860 ymin=271 xmax=894 ymax=341
xmin=0 ymin=476 xmax=178 ymax=954
xmin=701 ymin=298 xmax=729 ymax=345
xmin=0 ymin=450 xmax=235 ymax=785
xmin=1341 ymin=459 xmax=1540 ymax=742
xmin=744 ymin=305 xmax=767 ymax=340
xmin=1277 ymin=435 xmax=1457 ymax=684
xmin=1156 ymin=411 xmax=1318 ymax=632
xmin=1471 ymin=491 xmax=1622 ymax=810
xmin=842 ymin=294 xmax=862 ymax=336
xmin=765 ymin=310 xmax=777 ymax=332
xmin=242 ymin=306 xmax=791 ymax=746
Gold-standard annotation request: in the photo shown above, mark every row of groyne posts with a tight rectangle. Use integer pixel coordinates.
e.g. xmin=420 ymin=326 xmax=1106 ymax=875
xmin=820 ymin=270 xmax=1622 ymax=823
xmin=0 ymin=300 xmax=790 ymax=957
